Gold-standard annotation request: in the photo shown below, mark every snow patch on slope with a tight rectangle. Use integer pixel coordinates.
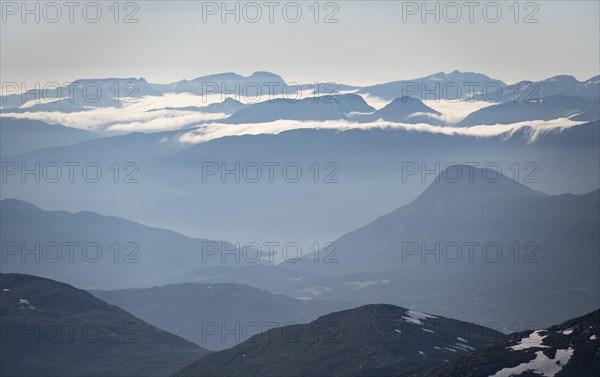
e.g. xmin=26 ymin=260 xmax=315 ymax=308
xmin=509 ymin=330 xmax=549 ymax=351
xmin=489 ymin=348 xmax=574 ymax=377
xmin=402 ymin=310 xmax=438 ymax=325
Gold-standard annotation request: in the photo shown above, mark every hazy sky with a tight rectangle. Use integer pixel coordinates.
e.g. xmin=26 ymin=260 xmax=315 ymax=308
xmin=1 ymin=1 xmax=599 ymax=87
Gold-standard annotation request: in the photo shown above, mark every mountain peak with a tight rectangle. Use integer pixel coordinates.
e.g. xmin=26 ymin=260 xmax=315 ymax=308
xmin=414 ymin=164 xmax=546 ymax=206
xmin=250 ymin=71 xmax=283 ymax=79
xmin=387 ymin=95 xmax=440 ymax=113
xmin=545 ymin=74 xmax=578 ymax=82
xmin=0 ymin=198 xmax=41 ymax=212
xmin=364 ymin=95 xmax=442 ymax=124
xmin=222 ymin=97 xmax=242 ymax=104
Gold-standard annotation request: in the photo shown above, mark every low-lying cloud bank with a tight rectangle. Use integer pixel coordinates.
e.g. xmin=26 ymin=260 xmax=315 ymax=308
xmin=0 ymin=92 xmax=589 ymax=144
xmin=1 ymin=108 xmax=228 ymax=133
xmin=423 ymin=100 xmax=494 ymax=124
xmin=0 ymin=93 xmax=233 ymax=133
xmin=176 ymin=117 xmax=587 ymax=144
xmin=1 ymin=93 xmax=493 ymax=132
xmin=0 ymin=91 xmax=325 ymax=133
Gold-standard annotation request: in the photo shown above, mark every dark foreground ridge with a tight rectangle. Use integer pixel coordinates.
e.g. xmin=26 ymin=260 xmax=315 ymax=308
xmin=411 ymin=309 xmax=600 ymax=377
xmin=174 ymin=303 xmax=503 ymax=377
xmin=0 ymin=273 xmax=210 ymax=377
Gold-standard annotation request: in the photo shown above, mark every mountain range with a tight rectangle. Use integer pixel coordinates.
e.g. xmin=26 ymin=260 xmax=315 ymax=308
xmin=169 ymin=164 xmax=599 ymax=332
xmin=357 ymin=70 xmax=507 ymax=101
xmin=0 ymin=162 xmax=586 ymax=334
xmin=165 ymin=71 xmax=293 ymax=97
xmin=1 ymin=78 xmax=161 ymax=112
xmin=459 ymin=95 xmax=600 ymax=126
xmin=0 ymin=199 xmax=267 ymax=289
xmin=222 ymin=93 xmax=374 ymax=123
xmin=5 ymin=116 xmax=596 ymax=253
xmin=1 ymin=71 xmax=598 ymax=374
xmin=281 ymin=165 xmax=599 ymax=328
xmin=5 ymin=271 xmax=597 ymax=376
xmin=92 ymin=282 xmax=357 ymax=350
xmin=0 ymin=118 xmax=98 ymax=156
xmin=2 ymin=71 xmax=598 ymax=122
xmin=497 ymin=74 xmax=600 ymax=102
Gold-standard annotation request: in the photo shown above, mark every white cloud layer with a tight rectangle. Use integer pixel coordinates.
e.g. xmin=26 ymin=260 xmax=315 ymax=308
xmin=423 ymin=100 xmax=495 ymax=124
xmin=0 ymin=90 xmax=326 ymax=133
xmin=176 ymin=117 xmax=586 ymax=144
xmin=0 ymin=93 xmax=588 ymax=143
xmin=1 ymin=108 xmax=227 ymax=133
xmin=0 ymin=93 xmax=230 ymax=133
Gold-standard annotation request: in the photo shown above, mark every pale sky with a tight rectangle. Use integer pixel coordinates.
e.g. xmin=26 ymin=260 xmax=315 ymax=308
xmin=1 ymin=1 xmax=599 ymax=87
